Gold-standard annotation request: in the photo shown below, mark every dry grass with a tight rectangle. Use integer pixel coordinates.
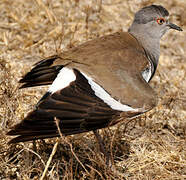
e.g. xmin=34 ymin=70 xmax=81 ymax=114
xmin=0 ymin=0 xmax=185 ymax=179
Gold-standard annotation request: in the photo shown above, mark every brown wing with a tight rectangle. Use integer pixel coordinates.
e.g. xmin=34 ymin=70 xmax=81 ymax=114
xmin=68 ymin=49 xmax=157 ymax=110
xmin=19 ymin=32 xmax=156 ymax=109
xmin=19 ymin=32 xmax=146 ymax=89
xmin=51 ymin=31 xmax=157 ymax=109
xmin=7 ymin=69 xmax=120 ymax=143
xmin=8 ymin=32 xmax=158 ymax=143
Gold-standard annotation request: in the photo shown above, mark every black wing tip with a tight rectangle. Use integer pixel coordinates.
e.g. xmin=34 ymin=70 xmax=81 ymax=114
xmin=7 ymin=133 xmax=60 ymax=144
xmin=19 ymin=78 xmax=24 ymax=83
xmin=7 ymin=136 xmax=31 ymax=144
xmin=18 ymin=55 xmax=62 ymax=88
xmin=6 ymin=131 xmax=14 ymax=136
xmin=19 ymin=83 xmax=28 ymax=89
xmin=19 ymin=83 xmax=49 ymax=89
xmin=33 ymin=55 xmax=59 ymax=67
xmin=6 ymin=130 xmax=19 ymax=144
xmin=6 ymin=128 xmax=21 ymax=137
xmin=7 ymin=138 xmax=18 ymax=144
xmin=7 ymin=135 xmax=39 ymax=144
xmin=19 ymin=74 xmax=34 ymax=83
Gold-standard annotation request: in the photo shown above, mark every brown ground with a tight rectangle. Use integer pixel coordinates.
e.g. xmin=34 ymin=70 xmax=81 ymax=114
xmin=0 ymin=0 xmax=185 ymax=179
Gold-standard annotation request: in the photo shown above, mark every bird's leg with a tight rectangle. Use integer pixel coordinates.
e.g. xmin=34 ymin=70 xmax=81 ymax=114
xmin=93 ymin=130 xmax=111 ymax=167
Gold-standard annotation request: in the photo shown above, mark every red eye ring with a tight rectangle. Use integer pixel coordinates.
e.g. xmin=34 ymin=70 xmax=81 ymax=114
xmin=157 ymin=17 xmax=165 ymax=25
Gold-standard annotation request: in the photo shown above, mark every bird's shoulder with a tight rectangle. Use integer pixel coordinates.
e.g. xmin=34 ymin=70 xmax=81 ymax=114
xmin=53 ymin=31 xmax=148 ymax=72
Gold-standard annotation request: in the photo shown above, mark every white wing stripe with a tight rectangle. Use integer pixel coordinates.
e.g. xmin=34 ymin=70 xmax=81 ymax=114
xmin=49 ymin=67 xmax=138 ymax=112
xmin=49 ymin=67 xmax=76 ymax=93
xmin=82 ymin=72 xmax=138 ymax=112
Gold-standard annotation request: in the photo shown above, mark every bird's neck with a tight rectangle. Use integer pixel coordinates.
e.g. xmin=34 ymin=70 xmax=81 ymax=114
xmin=128 ymin=27 xmax=160 ymax=79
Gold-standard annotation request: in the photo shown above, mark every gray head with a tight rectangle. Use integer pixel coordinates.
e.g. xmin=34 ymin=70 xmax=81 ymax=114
xmin=129 ymin=5 xmax=182 ymax=39
xmin=128 ymin=5 xmax=182 ymax=82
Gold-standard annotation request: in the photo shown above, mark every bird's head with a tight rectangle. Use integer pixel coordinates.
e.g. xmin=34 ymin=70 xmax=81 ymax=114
xmin=129 ymin=5 xmax=182 ymax=39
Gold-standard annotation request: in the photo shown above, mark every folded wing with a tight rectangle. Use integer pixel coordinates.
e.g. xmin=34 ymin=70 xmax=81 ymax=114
xmin=7 ymin=69 xmax=120 ymax=143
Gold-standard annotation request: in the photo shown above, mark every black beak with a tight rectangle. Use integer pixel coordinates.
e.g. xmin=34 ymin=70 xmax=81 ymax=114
xmin=168 ymin=23 xmax=183 ymax=31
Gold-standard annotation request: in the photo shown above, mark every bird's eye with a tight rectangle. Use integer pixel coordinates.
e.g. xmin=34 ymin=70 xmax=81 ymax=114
xmin=156 ymin=18 xmax=165 ymax=25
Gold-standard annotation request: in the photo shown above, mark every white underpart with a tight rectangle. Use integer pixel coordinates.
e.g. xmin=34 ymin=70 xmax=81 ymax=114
xmin=49 ymin=67 xmax=76 ymax=93
xmin=82 ymin=72 xmax=138 ymax=112
xmin=142 ymin=66 xmax=152 ymax=83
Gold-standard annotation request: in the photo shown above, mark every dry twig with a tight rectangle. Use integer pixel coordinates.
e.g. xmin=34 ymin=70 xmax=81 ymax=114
xmin=54 ymin=117 xmax=90 ymax=175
